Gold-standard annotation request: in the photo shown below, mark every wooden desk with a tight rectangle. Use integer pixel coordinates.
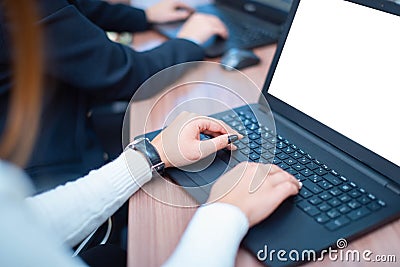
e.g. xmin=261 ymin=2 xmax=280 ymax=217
xmin=126 ymin=4 xmax=400 ymax=267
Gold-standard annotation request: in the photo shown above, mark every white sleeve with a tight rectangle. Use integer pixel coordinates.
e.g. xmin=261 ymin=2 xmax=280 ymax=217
xmin=0 ymin=162 xmax=87 ymax=267
xmin=163 ymin=202 xmax=249 ymax=267
xmin=26 ymin=149 xmax=152 ymax=247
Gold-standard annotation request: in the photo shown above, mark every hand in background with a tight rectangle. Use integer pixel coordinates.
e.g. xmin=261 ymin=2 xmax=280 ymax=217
xmin=151 ymin=111 xmax=242 ymax=168
xmin=209 ymin=162 xmax=302 ymax=226
xmin=177 ymin=13 xmax=228 ymax=44
xmin=146 ymin=0 xmax=194 ymax=24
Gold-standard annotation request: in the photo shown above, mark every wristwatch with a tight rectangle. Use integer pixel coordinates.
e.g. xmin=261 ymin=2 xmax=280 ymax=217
xmin=125 ymin=137 xmax=165 ymax=175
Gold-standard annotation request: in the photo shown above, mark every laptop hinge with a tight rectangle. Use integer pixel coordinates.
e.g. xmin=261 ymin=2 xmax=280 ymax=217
xmin=386 ymin=183 xmax=400 ymax=195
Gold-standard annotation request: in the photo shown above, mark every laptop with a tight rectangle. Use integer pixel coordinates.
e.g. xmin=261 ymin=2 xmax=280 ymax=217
xmin=154 ymin=0 xmax=292 ymax=57
xmin=145 ymin=0 xmax=400 ymax=265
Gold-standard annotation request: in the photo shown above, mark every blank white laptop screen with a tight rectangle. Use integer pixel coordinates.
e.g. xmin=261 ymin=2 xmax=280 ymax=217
xmin=268 ymin=0 xmax=400 ymax=167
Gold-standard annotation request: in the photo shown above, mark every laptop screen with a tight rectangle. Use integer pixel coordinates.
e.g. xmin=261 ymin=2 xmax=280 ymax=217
xmin=268 ymin=0 xmax=400 ymax=167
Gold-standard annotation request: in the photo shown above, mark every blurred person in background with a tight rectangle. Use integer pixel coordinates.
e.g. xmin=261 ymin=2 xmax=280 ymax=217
xmin=0 ymin=0 xmax=228 ymax=190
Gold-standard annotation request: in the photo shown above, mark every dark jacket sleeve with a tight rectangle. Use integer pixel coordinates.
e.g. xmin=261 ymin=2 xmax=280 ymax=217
xmin=72 ymin=0 xmax=150 ymax=33
xmin=40 ymin=1 xmax=205 ymax=101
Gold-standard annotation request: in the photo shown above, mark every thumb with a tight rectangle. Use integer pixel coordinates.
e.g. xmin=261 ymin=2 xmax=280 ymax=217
xmin=173 ymin=9 xmax=191 ymax=20
xmin=199 ymin=134 xmax=230 ymax=158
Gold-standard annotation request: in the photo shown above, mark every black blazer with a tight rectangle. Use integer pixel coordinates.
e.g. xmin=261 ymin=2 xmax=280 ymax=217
xmin=0 ymin=0 xmax=204 ymax=179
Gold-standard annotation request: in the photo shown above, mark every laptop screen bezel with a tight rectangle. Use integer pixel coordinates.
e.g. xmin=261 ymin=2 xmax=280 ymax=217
xmin=261 ymin=0 xmax=400 ymax=182
xmin=216 ymin=0 xmax=290 ymax=25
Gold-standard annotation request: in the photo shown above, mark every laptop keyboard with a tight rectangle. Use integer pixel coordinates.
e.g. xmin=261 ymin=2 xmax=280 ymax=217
xmin=216 ymin=109 xmax=386 ymax=231
xmin=197 ymin=5 xmax=278 ymax=48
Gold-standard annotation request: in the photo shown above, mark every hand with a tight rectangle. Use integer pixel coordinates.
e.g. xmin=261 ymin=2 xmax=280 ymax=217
xmin=177 ymin=13 xmax=228 ymax=45
xmin=208 ymin=163 xmax=302 ymax=227
xmin=145 ymin=0 xmax=194 ymax=24
xmin=151 ymin=111 xmax=242 ymax=168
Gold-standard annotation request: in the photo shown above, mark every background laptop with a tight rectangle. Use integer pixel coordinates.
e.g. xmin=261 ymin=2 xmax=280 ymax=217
xmin=147 ymin=0 xmax=400 ymax=265
xmin=154 ymin=0 xmax=292 ymax=57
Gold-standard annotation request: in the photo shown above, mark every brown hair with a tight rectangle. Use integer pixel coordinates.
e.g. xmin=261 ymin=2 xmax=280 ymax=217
xmin=0 ymin=0 xmax=43 ymax=166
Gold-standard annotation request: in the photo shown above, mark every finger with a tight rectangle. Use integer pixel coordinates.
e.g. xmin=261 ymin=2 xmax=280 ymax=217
xmin=196 ymin=117 xmax=229 ymax=135
xmin=171 ymin=9 xmax=192 ymax=20
xmin=265 ymin=169 xmax=298 ymax=187
xmin=174 ymin=1 xmax=195 ymax=13
xmin=199 ymin=134 xmax=230 ymax=157
xmin=210 ymin=18 xmax=229 ymax=38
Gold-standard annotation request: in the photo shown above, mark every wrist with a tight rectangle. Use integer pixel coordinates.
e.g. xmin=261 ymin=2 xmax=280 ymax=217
xmin=126 ymin=138 xmax=165 ymax=174
xmin=151 ymin=139 xmax=171 ymax=168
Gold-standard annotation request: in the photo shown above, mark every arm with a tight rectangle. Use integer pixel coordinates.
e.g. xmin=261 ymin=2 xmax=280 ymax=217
xmin=73 ymin=0 xmax=150 ymax=33
xmin=40 ymin=2 xmax=204 ymax=101
xmin=26 ymin=149 xmax=152 ymax=247
xmin=0 ymin=162 xmax=87 ymax=267
xmin=26 ymin=112 xmax=241 ymax=247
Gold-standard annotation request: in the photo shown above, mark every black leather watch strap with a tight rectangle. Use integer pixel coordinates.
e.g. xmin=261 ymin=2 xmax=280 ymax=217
xmin=126 ymin=137 xmax=165 ymax=175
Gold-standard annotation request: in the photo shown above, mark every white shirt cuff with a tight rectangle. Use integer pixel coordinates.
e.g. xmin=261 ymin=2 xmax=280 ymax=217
xmin=163 ymin=202 xmax=249 ymax=267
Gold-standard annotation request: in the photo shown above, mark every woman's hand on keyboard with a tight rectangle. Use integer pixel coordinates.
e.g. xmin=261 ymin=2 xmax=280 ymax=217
xmin=208 ymin=162 xmax=302 ymax=226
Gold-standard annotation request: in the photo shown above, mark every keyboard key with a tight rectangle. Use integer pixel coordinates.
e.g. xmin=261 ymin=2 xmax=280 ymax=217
xmin=240 ymin=148 xmax=251 ymax=155
xmin=298 ymin=149 xmax=306 ymax=155
xmin=318 ymin=180 xmax=333 ymax=190
xmin=299 ymin=157 xmax=311 ymax=164
xmin=329 ymin=188 xmax=342 ymax=196
xmin=327 ymin=209 xmax=341 ymax=219
xmin=348 ymin=182 xmax=357 ymax=189
xmin=331 ymin=169 xmax=340 ymax=176
xmin=248 ymin=133 xmax=260 ymax=140
xmin=306 ymin=162 xmax=319 ymax=170
xmin=325 ymin=216 xmax=350 ymax=231
xmin=315 ymin=214 xmax=330 ymax=224
xmin=292 ymin=164 xmax=305 ymax=171
xmin=308 ymin=196 xmax=323 ymax=205
xmin=303 ymin=180 xmax=323 ymax=194
xmin=308 ymin=174 xmax=322 ymax=183
xmin=261 ymin=152 xmax=274 ymax=160
xmin=348 ymin=200 xmax=361 ymax=209
xmin=338 ymin=204 xmax=351 ymax=214
xmin=347 ymin=207 xmax=371 ymax=221
xmin=278 ymin=162 xmax=290 ymax=170
xmin=254 ymin=147 xmax=263 ymax=155
xmin=294 ymin=173 xmax=307 ymax=181
xmin=328 ymin=198 xmax=341 ymax=207
xmin=300 ymin=168 xmax=313 ymax=177
xmin=249 ymin=153 xmax=260 ymax=161
xmin=276 ymin=153 xmax=289 ymax=160
xmin=339 ymin=184 xmax=352 ymax=192
xmin=259 ymin=158 xmax=272 ymax=164
xmin=339 ymin=194 xmax=352 ymax=203
xmin=273 ymin=158 xmax=282 ymax=165
xmin=314 ymin=168 xmax=328 ymax=176
xmin=323 ymin=174 xmax=343 ymax=186
xmin=368 ymin=193 xmax=376 ymax=200
xmin=276 ymin=142 xmax=287 ymax=149
xmin=313 ymin=159 xmax=322 ymax=165
xmin=284 ymin=158 xmax=297 ymax=165
xmin=291 ymin=152 xmax=302 ymax=159
xmin=349 ymin=189 xmax=362 ymax=198
xmin=358 ymin=195 xmax=372 ymax=205
xmin=367 ymin=201 xmax=381 ymax=211
xmin=284 ymin=147 xmax=294 ymax=154
xmin=321 ymin=164 xmax=331 ymax=171
xmin=318 ymin=203 xmax=331 ymax=212
xmin=249 ymin=142 xmax=258 ymax=149
xmin=299 ymin=188 xmax=313 ymax=198
xmin=378 ymin=200 xmax=386 ymax=207
xmin=235 ymin=142 xmax=246 ymax=150
xmin=297 ymin=201 xmax=320 ymax=216
xmin=319 ymin=192 xmax=332 ymax=201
